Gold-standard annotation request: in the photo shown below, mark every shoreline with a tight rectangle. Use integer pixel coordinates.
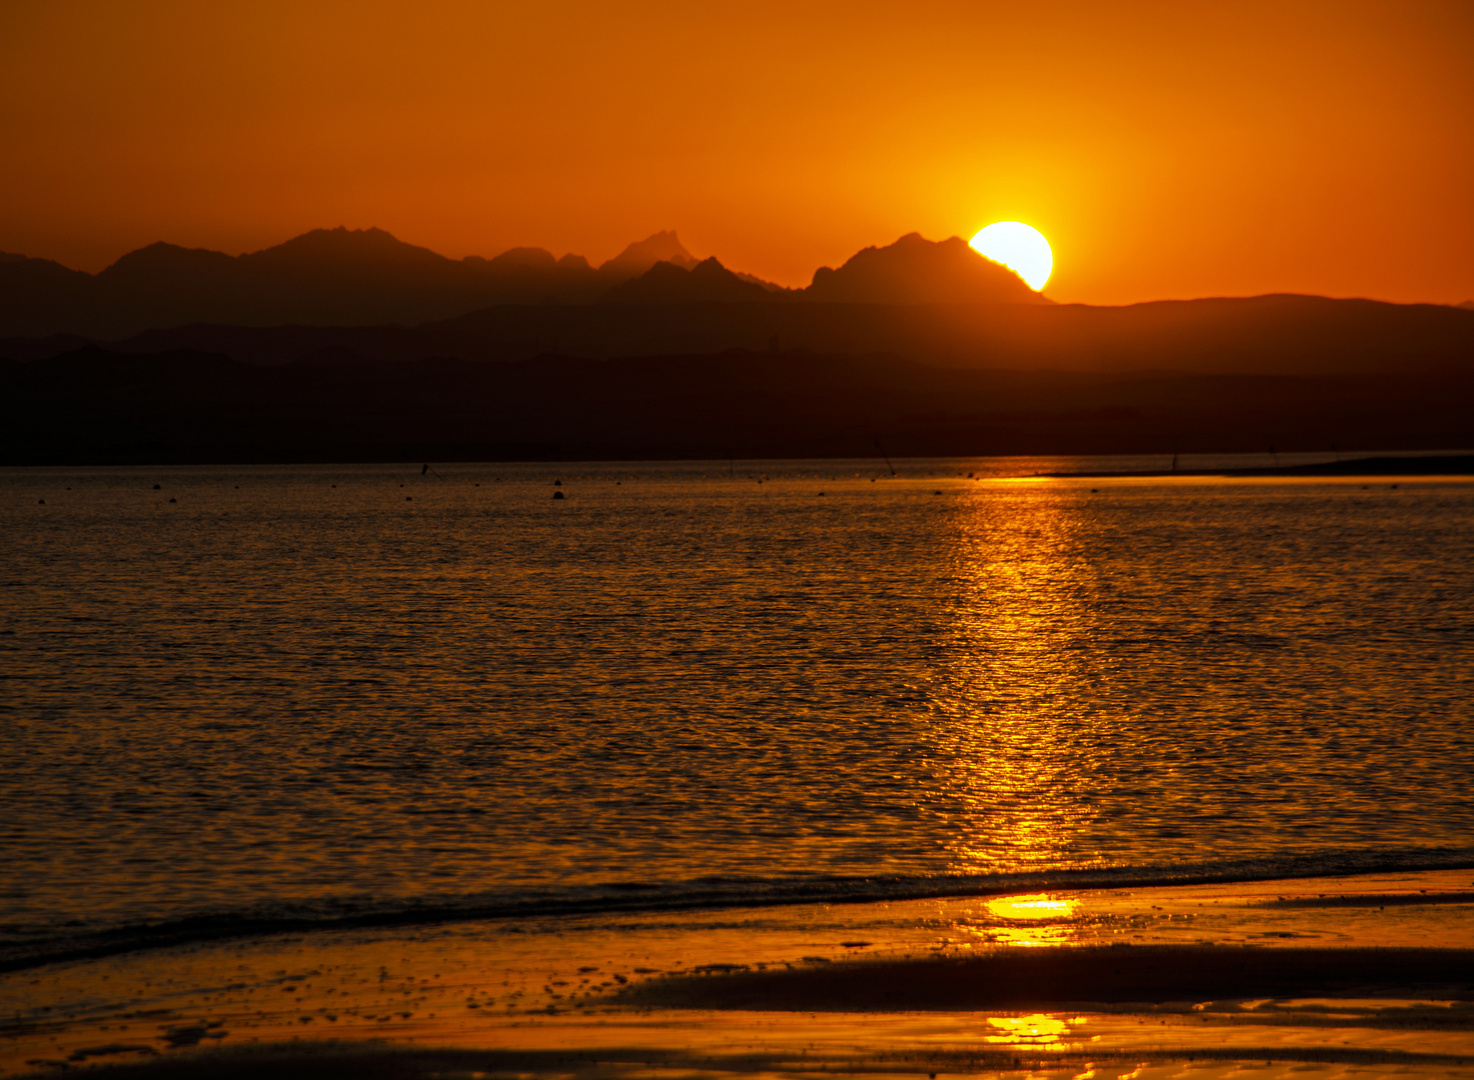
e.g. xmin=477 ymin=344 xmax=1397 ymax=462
xmin=1034 ymin=452 xmax=1474 ymax=479
xmin=5 ymin=869 xmax=1474 ymax=1078
xmin=7 ymin=856 xmax=1474 ymax=977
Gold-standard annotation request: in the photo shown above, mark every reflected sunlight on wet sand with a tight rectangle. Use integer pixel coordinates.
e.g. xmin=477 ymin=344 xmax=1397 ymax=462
xmin=4 ymin=869 xmax=1472 ymax=1080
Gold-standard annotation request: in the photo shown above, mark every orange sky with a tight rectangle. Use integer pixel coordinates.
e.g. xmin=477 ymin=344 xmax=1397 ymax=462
xmin=2 ymin=0 xmax=1471 ymax=305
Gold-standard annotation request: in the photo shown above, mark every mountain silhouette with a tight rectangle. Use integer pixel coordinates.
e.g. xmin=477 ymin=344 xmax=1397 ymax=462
xmin=0 ymin=227 xmax=795 ymax=338
xmin=804 ymin=233 xmax=1047 ymax=305
xmin=473 ymin=246 xmax=557 ymax=272
xmin=597 ymin=230 xmax=699 ymax=279
xmin=0 ymin=252 xmax=93 ymax=338
xmin=245 ymin=226 xmax=452 ymax=274
xmin=3 ymin=228 xmax=1469 ymax=387
xmin=5 ymin=223 xmax=1472 ymax=465
xmin=604 ymin=257 xmax=781 ymax=304
xmin=2 ymin=227 xmax=1055 ymax=339
xmin=2 ymin=229 xmax=519 ymax=335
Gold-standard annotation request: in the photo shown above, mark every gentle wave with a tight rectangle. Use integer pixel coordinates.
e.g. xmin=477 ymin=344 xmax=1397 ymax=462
xmin=4 ymin=846 xmax=1471 ymax=973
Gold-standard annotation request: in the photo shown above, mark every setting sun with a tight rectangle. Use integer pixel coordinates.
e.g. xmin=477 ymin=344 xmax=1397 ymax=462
xmin=970 ymin=222 xmax=1053 ymax=291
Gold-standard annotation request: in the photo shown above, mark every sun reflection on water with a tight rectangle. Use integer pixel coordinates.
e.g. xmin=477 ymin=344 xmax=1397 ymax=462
xmin=983 ymin=1013 xmax=1085 ymax=1046
xmin=985 ymin=893 xmax=1078 ymax=920
xmin=926 ymin=486 xmax=1107 ymax=875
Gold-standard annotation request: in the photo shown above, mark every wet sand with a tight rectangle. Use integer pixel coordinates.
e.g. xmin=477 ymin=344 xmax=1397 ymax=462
xmin=4 ymin=869 xmax=1473 ymax=1079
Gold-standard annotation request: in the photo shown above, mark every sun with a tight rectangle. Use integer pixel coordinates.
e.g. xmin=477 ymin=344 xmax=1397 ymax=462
xmin=970 ymin=221 xmax=1053 ymax=291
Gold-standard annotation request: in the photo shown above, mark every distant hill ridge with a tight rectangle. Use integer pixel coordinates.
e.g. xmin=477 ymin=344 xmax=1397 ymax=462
xmin=0 ymin=227 xmax=1044 ymax=339
xmin=4 ymin=291 xmax=1471 ymax=380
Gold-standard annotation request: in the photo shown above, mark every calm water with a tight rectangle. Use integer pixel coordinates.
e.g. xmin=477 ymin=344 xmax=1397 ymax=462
xmin=3 ymin=457 xmax=1473 ymax=960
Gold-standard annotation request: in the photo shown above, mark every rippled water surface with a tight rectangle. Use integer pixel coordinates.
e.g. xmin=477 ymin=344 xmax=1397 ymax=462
xmin=3 ymin=458 xmax=1472 ymax=948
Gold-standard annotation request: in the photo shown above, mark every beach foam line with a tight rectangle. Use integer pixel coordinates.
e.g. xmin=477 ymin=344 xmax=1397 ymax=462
xmin=617 ymin=946 xmax=1474 ymax=1011
xmin=5 ymin=848 xmax=1473 ymax=973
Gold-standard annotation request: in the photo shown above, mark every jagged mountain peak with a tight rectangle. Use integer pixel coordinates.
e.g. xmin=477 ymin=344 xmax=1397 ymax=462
xmin=603 ymin=255 xmax=775 ymax=304
xmin=805 ymin=232 xmax=1047 ymax=305
xmin=597 ymin=231 xmax=698 ymax=280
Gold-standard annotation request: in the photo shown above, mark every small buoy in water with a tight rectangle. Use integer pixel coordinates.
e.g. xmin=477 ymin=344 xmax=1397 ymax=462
xmin=38 ymin=499 xmax=44 ymax=504
xmin=554 ymin=479 xmax=562 ymax=487
xmin=406 ymin=496 xmax=413 ymax=501
xmin=933 ymin=490 xmax=942 ymax=495
xmin=817 ymin=491 xmax=825 ymax=497
xmin=552 ymin=491 xmax=565 ymax=500
xmin=153 ymin=483 xmax=161 ymax=490
xmin=169 ymin=498 xmax=176 ymax=503
xmin=1091 ymin=488 xmax=1099 ymax=493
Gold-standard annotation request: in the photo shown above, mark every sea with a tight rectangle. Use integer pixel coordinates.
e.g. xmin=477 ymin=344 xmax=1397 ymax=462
xmin=3 ymin=454 xmax=1473 ymax=969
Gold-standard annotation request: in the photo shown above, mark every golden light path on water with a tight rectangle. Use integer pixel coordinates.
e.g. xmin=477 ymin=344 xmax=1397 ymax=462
xmin=6 ymin=463 xmax=1474 ymax=949
xmin=928 ymin=480 xmax=1101 ymax=881
xmin=984 ymin=1013 xmax=1081 ymax=1045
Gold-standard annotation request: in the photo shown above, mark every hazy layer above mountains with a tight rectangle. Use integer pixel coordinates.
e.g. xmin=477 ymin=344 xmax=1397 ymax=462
xmin=0 ymin=227 xmax=1043 ymax=340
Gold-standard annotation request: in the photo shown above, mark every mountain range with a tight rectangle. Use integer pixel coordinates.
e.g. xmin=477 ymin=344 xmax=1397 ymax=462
xmin=3 ymin=225 xmax=1471 ymax=464
xmin=0 ymin=228 xmax=1042 ymax=340
xmin=3 ymin=226 xmax=1471 ymax=380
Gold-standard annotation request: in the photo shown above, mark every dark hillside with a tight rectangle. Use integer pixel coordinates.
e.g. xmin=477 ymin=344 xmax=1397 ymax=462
xmin=8 ymin=295 xmax=1468 ymax=378
xmin=4 ymin=347 xmax=1469 ymax=465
